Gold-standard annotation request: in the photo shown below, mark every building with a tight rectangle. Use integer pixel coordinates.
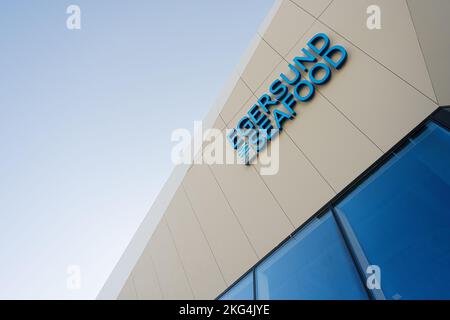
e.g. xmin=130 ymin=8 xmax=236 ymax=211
xmin=99 ymin=0 xmax=450 ymax=300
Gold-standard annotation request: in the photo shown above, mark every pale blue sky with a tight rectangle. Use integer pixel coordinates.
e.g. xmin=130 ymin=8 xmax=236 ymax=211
xmin=0 ymin=0 xmax=274 ymax=299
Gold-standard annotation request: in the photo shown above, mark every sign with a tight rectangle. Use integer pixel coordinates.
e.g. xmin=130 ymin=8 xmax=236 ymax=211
xmin=227 ymin=33 xmax=348 ymax=163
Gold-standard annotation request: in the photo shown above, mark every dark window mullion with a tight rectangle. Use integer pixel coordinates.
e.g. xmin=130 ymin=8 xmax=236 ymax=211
xmin=330 ymin=206 xmax=383 ymax=300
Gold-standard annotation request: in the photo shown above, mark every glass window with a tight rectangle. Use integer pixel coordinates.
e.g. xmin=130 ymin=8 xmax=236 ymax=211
xmin=219 ymin=272 xmax=254 ymax=300
xmin=255 ymin=212 xmax=368 ymax=300
xmin=336 ymin=122 xmax=450 ymax=300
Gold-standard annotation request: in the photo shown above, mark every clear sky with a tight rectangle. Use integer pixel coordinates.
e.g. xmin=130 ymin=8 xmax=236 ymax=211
xmin=0 ymin=0 xmax=274 ymax=299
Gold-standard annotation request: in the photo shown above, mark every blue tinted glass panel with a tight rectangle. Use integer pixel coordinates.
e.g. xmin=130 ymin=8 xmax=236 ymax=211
xmin=336 ymin=122 xmax=450 ymax=300
xmin=255 ymin=212 xmax=367 ymax=300
xmin=219 ymin=272 xmax=254 ymax=300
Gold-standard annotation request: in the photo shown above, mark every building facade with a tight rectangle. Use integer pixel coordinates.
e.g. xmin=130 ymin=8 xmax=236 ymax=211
xmin=99 ymin=0 xmax=450 ymax=300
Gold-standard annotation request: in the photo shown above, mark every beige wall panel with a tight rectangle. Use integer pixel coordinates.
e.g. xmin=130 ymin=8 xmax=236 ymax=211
xmin=117 ymin=275 xmax=137 ymax=300
xmin=285 ymin=92 xmax=382 ymax=192
xmin=286 ymin=22 xmax=437 ymax=152
xmin=261 ymin=0 xmax=315 ymax=57
xmin=228 ymin=95 xmax=258 ymax=129
xmin=240 ymin=37 xmax=283 ymax=93
xmin=226 ymin=92 xmax=339 ymax=224
xmin=165 ymin=187 xmax=226 ymax=299
xmin=183 ymin=164 xmax=258 ymax=285
xmin=230 ymin=68 xmax=381 ymax=193
xmin=407 ymin=0 xmax=450 ymax=106
xmin=132 ymin=246 xmax=163 ymax=299
xmin=254 ymin=61 xmax=287 ymax=99
xmin=255 ymin=132 xmax=336 ymax=227
xmin=212 ymin=115 xmax=226 ymax=131
xmin=320 ymin=0 xmax=436 ymax=102
xmin=148 ymin=219 xmax=193 ymax=299
xmin=219 ymin=79 xmax=253 ymax=125
xmin=291 ymin=0 xmax=333 ymax=17
xmin=209 ymin=161 xmax=294 ymax=258
xmin=194 ymin=115 xmax=227 ymax=165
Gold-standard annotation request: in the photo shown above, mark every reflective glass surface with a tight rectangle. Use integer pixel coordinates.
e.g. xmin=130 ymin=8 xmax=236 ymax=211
xmin=255 ymin=213 xmax=367 ymax=300
xmin=336 ymin=122 xmax=450 ymax=299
